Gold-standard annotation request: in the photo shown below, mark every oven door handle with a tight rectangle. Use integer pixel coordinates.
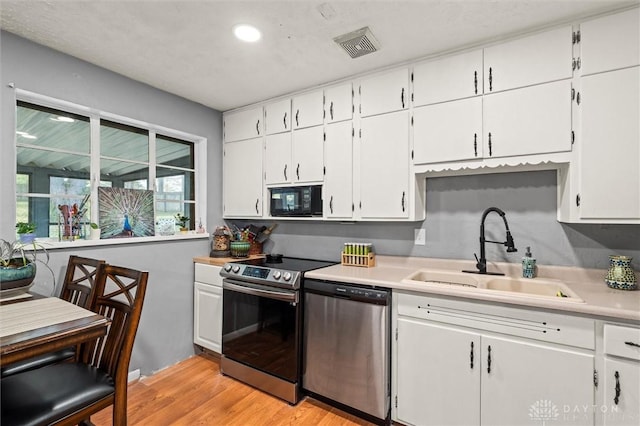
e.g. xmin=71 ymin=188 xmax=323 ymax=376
xmin=223 ymin=280 xmax=298 ymax=303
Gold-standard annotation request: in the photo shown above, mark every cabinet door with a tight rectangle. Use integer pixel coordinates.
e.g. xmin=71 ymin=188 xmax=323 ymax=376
xmin=224 ymin=107 xmax=263 ymax=142
xmin=194 ymin=280 xmax=222 ymax=353
xmin=396 ymin=318 xmax=480 ymax=426
xmin=359 ymin=110 xmax=409 ymax=219
xmin=324 ymin=121 xmax=353 ymax=219
xmin=483 ymin=79 xmax=572 ymax=158
xmin=413 ymin=97 xmax=483 ymax=164
xmin=581 ymin=8 xmax=640 ymax=76
xmin=481 ymin=335 xmax=594 ymax=426
xmin=292 ymin=90 xmax=324 ymax=129
xmin=264 ymin=133 xmax=292 ymax=185
xmin=484 ymin=26 xmax=573 ymax=93
xmin=325 ymin=83 xmax=353 ymax=123
xmin=579 ymin=67 xmax=640 ymax=220
xmin=265 ymin=99 xmax=291 ymax=135
xmin=292 ymin=126 xmax=324 ymax=183
xmin=223 ymin=138 xmax=263 ymax=217
xmin=413 ymin=49 xmax=483 ymax=106
xmin=603 ymin=358 xmax=640 ymax=426
xmin=359 ymin=68 xmax=409 ymax=117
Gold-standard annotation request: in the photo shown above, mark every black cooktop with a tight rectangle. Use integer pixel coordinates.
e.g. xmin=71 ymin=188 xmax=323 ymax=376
xmin=238 ymin=255 xmax=337 ymax=272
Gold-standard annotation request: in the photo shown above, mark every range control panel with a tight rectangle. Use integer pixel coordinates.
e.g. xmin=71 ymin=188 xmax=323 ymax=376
xmin=221 ymin=263 xmax=301 ymax=289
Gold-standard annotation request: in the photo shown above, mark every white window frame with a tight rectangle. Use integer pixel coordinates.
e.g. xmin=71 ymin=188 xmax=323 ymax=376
xmin=15 ymin=89 xmax=208 ymax=248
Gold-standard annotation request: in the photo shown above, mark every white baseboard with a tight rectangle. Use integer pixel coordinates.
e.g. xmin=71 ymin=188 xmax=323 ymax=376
xmin=128 ymin=368 xmax=141 ymax=383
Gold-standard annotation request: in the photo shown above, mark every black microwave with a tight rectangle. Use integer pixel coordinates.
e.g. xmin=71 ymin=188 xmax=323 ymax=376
xmin=269 ymin=185 xmax=322 ymax=217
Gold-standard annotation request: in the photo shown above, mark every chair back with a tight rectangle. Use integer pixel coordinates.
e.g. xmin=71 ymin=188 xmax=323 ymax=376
xmin=80 ymin=264 xmax=148 ymax=383
xmin=60 ymin=255 xmax=106 ymax=309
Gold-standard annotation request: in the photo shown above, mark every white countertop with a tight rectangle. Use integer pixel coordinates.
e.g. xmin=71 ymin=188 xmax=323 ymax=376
xmin=305 ymin=255 xmax=640 ymax=322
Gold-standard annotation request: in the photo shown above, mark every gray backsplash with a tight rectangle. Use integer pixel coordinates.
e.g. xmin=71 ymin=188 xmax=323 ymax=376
xmin=234 ymin=170 xmax=640 ymax=271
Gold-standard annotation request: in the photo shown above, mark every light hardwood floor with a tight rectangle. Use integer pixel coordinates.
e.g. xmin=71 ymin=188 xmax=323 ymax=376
xmin=91 ymin=354 xmax=374 ymax=425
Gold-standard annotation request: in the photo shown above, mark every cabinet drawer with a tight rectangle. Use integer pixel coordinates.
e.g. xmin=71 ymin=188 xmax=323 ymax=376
xmin=396 ymin=291 xmax=595 ymax=349
xmin=194 ymin=264 xmax=222 ymax=287
xmin=604 ymin=324 xmax=640 ymax=360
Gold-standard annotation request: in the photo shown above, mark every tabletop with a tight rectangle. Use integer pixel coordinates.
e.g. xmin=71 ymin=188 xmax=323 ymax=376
xmin=0 ymin=296 xmax=110 ymax=366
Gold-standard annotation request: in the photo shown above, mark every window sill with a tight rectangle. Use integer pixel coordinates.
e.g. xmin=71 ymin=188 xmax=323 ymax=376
xmin=33 ymin=232 xmax=210 ymax=250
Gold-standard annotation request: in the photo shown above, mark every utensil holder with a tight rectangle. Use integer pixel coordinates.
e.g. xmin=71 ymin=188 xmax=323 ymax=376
xmin=341 ymin=252 xmax=376 ymax=268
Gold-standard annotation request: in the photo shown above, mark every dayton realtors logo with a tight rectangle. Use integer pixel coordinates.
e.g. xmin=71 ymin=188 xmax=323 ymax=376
xmin=529 ymin=399 xmax=560 ymax=425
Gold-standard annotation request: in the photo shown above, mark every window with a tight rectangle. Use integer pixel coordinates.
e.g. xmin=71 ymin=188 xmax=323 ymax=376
xmin=15 ymin=97 xmax=204 ymax=240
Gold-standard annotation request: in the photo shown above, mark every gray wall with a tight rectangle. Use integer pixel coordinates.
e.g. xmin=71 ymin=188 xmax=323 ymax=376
xmin=1 ymin=31 xmax=221 ymax=376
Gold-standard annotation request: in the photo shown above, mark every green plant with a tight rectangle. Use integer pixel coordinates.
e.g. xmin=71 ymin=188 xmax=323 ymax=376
xmin=15 ymin=222 xmax=36 ymax=234
xmin=174 ymin=213 xmax=190 ymax=228
xmin=90 ymin=222 xmax=100 ymax=230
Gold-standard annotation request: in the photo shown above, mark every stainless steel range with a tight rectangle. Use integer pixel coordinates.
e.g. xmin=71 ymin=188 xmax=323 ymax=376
xmin=219 ymin=255 xmax=337 ymax=404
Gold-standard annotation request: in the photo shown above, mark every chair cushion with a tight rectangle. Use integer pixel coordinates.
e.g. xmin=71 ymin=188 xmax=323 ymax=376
xmin=0 ymin=347 xmax=76 ymax=378
xmin=1 ymin=362 xmax=115 ymax=426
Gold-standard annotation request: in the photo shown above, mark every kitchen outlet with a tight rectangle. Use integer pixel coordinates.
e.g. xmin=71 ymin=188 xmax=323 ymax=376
xmin=414 ymin=228 xmax=426 ymax=246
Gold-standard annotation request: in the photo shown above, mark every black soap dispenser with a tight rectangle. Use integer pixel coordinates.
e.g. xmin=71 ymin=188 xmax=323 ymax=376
xmin=522 ymin=246 xmax=536 ymax=278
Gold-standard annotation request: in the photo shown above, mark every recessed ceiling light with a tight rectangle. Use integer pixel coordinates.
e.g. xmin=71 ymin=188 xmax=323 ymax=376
xmin=20 ymin=133 xmax=37 ymax=139
xmin=233 ymin=24 xmax=261 ymax=42
xmin=50 ymin=116 xmax=75 ymax=122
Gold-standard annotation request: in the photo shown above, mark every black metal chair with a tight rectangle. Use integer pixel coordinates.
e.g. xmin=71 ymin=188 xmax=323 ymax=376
xmin=1 ymin=264 xmax=149 ymax=426
xmin=0 ymin=255 xmax=105 ymax=378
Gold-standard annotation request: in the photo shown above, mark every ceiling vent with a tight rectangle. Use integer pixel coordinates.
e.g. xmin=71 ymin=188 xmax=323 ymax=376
xmin=334 ymin=27 xmax=380 ymax=59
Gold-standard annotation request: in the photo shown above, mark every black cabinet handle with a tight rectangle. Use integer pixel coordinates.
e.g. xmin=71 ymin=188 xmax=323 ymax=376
xmin=614 ymin=371 xmax=621 ymax=405
xmin=625 ymin=341 xmax=640 ymax=348
xmin=256 ymin=119 xmax=261 ymax=135
xmin=330 ymin=102 xmax=334 ymax=120
xmin=488 ymin=132 xmax=492 ymax=156
xmin=576 ymin=194 xmax=581 ymax=207
xmin=487 ymin=345 xmax=492 ymax=374
xmin=474 ymin=71 xmax=478 ymax=94
xmin=401 ymin=88 xmax=405 ymax=109
xmin=284 ymin=164 xmax=287 ymax=181
xmin=401 ymin=191 xmax=405 ymax=212
xmin=255 ymin=199 xmax=259 ymax=214
xmin=470 ymin=341 xmax=474 ymax=369
xmin=295 ymin=110 xmax=299 ymax=127
xmin=330 ymin=196 xmax=334 ymax=214
xmin=296 ymin=163 xmax=300 ymax=180
xmin=489 ymin=67 xmax=493 ymax=91
xmin=474 ymin=133 xmax=478 ymax=157
xmin=284 ymin=112 xmax=287 ymax=129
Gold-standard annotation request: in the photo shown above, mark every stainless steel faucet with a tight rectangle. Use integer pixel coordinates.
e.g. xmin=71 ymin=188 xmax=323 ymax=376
xmin=464 ymin=207 xmax=517 ymax=275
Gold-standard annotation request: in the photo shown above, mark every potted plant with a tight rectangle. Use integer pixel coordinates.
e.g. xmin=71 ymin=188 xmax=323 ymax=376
xmin=175 ymin=213 xmax=190 ymax=233
xmin=89 ymin=222 xmax=101 ymax=240
xmin=15 ymin=222 xmax=36 ymax=243
xmin=0 ymin=239 xmax=55 ymax=297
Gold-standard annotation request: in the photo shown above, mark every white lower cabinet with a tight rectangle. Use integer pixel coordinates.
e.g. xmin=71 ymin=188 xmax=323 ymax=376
xmin=393 ymin=291 xmax=596 ymax=426
xmin=193 ymin=264 xmax=222 ymax=353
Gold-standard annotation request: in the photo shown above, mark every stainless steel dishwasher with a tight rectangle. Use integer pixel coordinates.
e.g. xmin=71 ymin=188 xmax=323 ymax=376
xmin=302 ymin=279 xmax=390 ymax=425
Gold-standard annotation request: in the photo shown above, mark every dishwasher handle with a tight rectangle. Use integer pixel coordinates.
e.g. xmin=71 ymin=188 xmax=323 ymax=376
xmin=305 ymin=279 xmax=389 ymax=305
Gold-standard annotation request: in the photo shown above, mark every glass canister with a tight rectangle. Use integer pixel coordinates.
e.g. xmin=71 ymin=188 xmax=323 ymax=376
xmin=210 ymin=226 xmax=230 ymax=258
xmin=605 ymin=255 xmax=637 ymax=290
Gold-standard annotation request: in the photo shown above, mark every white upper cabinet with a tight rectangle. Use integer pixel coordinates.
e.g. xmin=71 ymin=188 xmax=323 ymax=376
xmin=264 ymin=99 xmax=291 ymax=135
xmin=413 ymin=97 xmax=483 ymax=164
xmin=359 ymin=68 xmax=409 ymax=117
xmin=413 ymin=49 xmax=483 ymax=106
xmin=223 ymin=106 xmax=263 ymax=142
xmin=580 ymin=8 xmax=640 ymax=76
xmin=483 ymin=79 xmax=572 ymax=158
xmin=484 ymin=26 xmax=573 ymax=93
xmin=324 ymin=121 xmax=354 ymax=219
xmin=264 ymin=133 xmax=292 ymax=185
xmin=292 ymin=90 xmax=324 ymax=129
xmin=292 ymin=126 xmax=324 ymax=183
xmin=325 ymin=83 xmax=353 ymax=124
xmin=223 ymin=138 xmax=263 ymax=218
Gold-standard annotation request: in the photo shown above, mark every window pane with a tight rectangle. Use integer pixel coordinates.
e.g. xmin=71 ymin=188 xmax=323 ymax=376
xmin=101 ymin=158 xmax=148 ymax=189
xmin=18 ymin=147 xmax=91 ymax=178
xmin=100 ymin=120 xmax=148 ymax=161
xmin=156 ymin=135 xmax=194 ymax=168
xmin=16 ymin=195 xmax=29 ymax=224
xmin=16 ymin=174 xmax=29 ymax=194
xmin=17 ymin=101 xmax=90 ymax=154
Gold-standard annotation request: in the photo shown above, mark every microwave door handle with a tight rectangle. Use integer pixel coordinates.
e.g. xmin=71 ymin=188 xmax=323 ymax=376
xmin=223 ymin=280 xmax=297 ymax=303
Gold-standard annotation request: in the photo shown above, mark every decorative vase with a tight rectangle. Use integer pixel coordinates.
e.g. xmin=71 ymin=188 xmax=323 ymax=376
xmin=18 ymin=233 xmax=35 ymax=244
xmin=605 ymin=255 xmax=637 ymax=290
xmin=89 ymin=228 xmax=101 ymax=240
xmin=0 ymin=260 xmax=36 ymax=296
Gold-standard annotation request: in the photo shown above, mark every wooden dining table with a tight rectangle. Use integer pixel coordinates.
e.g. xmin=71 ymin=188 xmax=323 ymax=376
xmin=0 ymin=294 xmax=110 ymax=367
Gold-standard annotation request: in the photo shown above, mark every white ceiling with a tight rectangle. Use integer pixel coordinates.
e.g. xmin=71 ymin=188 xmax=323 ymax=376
xmin=1 ymin=0 xmax=637 ymax=112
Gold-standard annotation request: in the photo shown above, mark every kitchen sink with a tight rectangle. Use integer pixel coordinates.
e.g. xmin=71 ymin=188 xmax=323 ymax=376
xmin=402 ymin=270 xmax=584 ymax=303
xmin=402 ymin=270 xmax=479 ymax=288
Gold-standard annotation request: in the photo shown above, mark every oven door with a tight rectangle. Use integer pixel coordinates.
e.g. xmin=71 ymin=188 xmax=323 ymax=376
xmin=222 ymin=278 xmax=300 ymax=383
